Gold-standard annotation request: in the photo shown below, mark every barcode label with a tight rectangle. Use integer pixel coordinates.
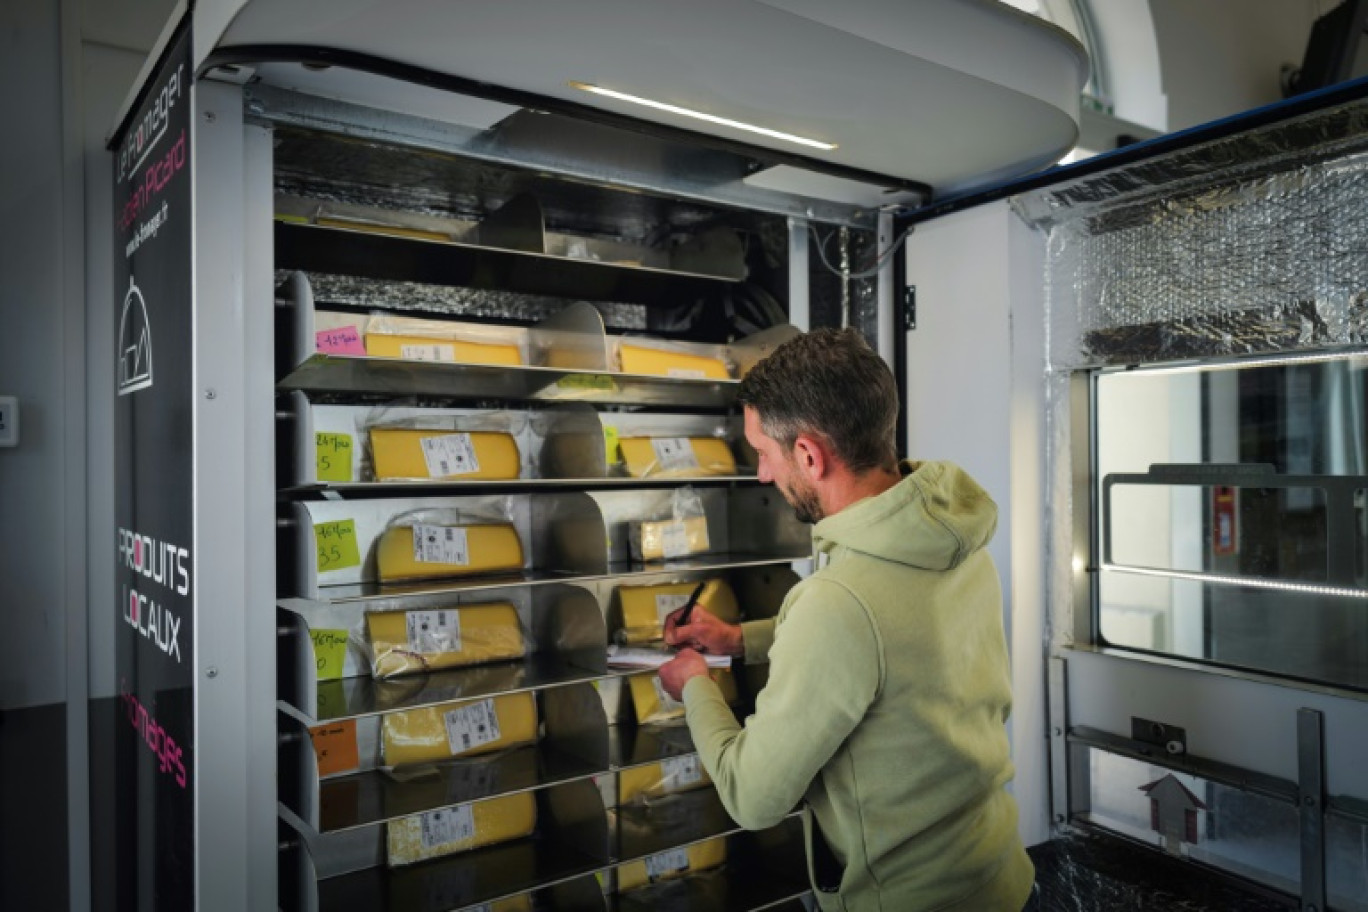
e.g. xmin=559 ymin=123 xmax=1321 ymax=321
xmin=405 ymin=609 xmax=462 ymax=654
xmin=652 ymin=676 xmax=684 ymax=711
xmin=443 ymin=698 xmax=503 ymax=754
xmin=655 ymin=593 xmax=692 ymax=624
xmin=662 ymin=754 xmax=703 ymax=788
xmin=412 ymin=524 xmax=470 ymax=565
xmin=660 ymin=521 xmax=699 ymax=559
xmin=418 ymin=803 xmax=476 ymax=850
xmin=645 ymin=847 xmax=691 ymax=881
xmin=400 ymin=343 xmax=455 ymax=362
xmin=666 ymin=368 xmax=707 ymax=380
xmin=419 ymin=433 xmax=481 ymax=478
xmin=650 ymin=437 xmax=698 ymax=471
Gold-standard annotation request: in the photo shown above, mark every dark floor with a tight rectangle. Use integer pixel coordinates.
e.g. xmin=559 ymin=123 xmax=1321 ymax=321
xmin=1 ymin=703 xmax=71 ymax=911
xmin=1026 ymin=830 xmax=1294 ymax=912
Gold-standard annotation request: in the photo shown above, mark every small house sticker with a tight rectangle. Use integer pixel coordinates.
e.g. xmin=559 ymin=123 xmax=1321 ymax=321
xmin=1140 ymin=773 xmax=1207 ymax=855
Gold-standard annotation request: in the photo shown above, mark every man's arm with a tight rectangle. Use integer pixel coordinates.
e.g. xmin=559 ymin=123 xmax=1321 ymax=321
xmin=680 ymin=580 xmax=881 ymax=830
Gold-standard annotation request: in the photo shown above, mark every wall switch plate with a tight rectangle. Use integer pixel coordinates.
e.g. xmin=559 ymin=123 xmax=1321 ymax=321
xmin=0 ymin=396 xmax=18 ymax=447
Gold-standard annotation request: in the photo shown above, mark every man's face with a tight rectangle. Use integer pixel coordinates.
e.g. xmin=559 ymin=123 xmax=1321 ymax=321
xmin=743 ymin=407 xmax=824 ymax=524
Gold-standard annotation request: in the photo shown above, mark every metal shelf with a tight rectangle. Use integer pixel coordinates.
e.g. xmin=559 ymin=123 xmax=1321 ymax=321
xmin=613 ymin=788 xmax=741 ymax=863
xmin=609 ymin=724 xmax=698 ymax=772
xmin=282 ymin=474 xmax=758 ymax=498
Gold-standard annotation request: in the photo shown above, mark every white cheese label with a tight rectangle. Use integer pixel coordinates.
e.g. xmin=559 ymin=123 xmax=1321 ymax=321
xmin=650 ymin=437 xmax=698 ymax=472
xmin=661 ymin=754 xmax=703 ymax=788
xmin=418 ymin=803 xmax=476 ymax=850
xmin=405 ymin=609 xmax=462 ymax=654
xmin=419 ymin=433 xmax=481 ymax=477
xmin=655 ymin=593 xmax=692 ymax=624
xmin=652 ymin=676 xmax=684 ymax=712
xmin=443 ymin=698 xmax=503 ymax=754
xmin=645 ymin=847 xmax=691 ymax=880
xmin=666 ymin=367 xmax=707 ymax=380
xmin=661 ymin=520 xmax=703 ymax=559
xmin=400 ymin=343 xmax=456 ymax=362
xmin=412 ymin=524 xmax=470 ymax=565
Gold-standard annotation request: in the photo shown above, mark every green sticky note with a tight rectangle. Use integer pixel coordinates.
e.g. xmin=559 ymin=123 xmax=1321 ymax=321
xmin=603 ymin=425 xmax=621 ymax=466
xmin=315 ymin=432 xmax=354 ymax=482
xmin=314 ymin=519 xmax=361 ymax=573
xmin=556 ymin=373 xmax=619 ymax=392
xmin=310 ymin=628 xmax=349 ymax=681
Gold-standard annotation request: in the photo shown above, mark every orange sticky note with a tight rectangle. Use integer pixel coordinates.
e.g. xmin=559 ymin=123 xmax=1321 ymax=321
xmin=309 ymin=720 xmax=360 ymax=777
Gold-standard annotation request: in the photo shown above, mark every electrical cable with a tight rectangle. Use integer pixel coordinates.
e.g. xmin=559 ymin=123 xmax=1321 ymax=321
xmin=812 ymin=223 xmax=914 ymax=280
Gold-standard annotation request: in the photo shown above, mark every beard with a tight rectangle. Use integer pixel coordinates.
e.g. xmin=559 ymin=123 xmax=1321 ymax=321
xmin=779 ymin=478 xmax=824 ymax=524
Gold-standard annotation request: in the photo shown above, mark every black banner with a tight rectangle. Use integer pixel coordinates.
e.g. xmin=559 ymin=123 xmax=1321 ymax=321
xmin=104 ymin=20 xmax=195 ymax=911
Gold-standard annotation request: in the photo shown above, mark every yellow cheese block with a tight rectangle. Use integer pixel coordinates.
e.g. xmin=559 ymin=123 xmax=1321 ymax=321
xmin=377 ymin=523 xmax=524 ymax=583
xmin=369 ymin=428 xmax=521 ymax=481
xmin=365 ymin=333 xmax=523 ymax=366
xmin=619 ymin=757 xmax=712 ymax=804
xmin=386 ymin=791 xmax=537 ymax=867
xmin=619 ymin=344 xmax=729 ymax=380
xmin=382 ymin=691 xmax=538 ymax=767
xmin=618 ymin=437 xmax=736 ymax=478
xmin=366 ymin=602 xmax=525 ymax=679
xmin=629 ymin=515 xmax=710 ymax=563
xmin=617 ymin=837 xmax=727 ymax=891
xmin=629 ymin=670 xmax=736 ymax=725
xmin=617 ymin=579 xmax=739 ymax=644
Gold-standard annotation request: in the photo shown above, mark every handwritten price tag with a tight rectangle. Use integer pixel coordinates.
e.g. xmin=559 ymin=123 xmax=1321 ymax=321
xmin=315 ymin=432 xmax=353 ymax=482
xmin=314 ymin=520 xmax=361 ymax=573
xmin=310 ymin=628 xmax=349 ymax=681
xmin=315 ymin=325 xmax=366 ymax=356
xmin=308 ymin=719 xmax=359 ymax=776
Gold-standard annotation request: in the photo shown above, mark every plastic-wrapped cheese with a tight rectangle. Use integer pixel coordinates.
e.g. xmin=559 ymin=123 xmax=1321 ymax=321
xmin=369 ymin=428 xmax=521 ymax=481
xmin=386 ymin=791 xmax=537 ymax=866
xmin=366 ymin=603 xmax=525 ymax=679
xmin=619 ymin=756 xmax=712 ymax=804
xmin=616 ymin=837 xmax=727 ymax=891
xmin=629 ymin=670 xmax=736 ymax=725
xmin=381 ymin=691 xmax=538 ymax=767
xmin=377 ymin=523 xmax=523 ymax=582
xmin=629 ymin=516 xmax=710 ymax=562
xmin=616 ymin=579 xmax=739 ymax=645
xmin=618 ymin=437 xmax=736 ymax=478
xmin=364 ymin=333 xmax=523 ymax=366
xmin=618 ymin=344 xmax=729 ymax=380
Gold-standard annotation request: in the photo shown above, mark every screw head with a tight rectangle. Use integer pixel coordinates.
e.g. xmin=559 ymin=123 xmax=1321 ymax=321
xmin=206 ymin=666 xmax=219 ymax=678
xmin=203 ymin=111 xmax=216 ymax=123
xmin=204 ymin=389 xmax=216 ymax=400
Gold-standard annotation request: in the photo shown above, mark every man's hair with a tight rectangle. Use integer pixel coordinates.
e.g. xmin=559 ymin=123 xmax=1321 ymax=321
xmin=736 ymin=328 xmax=899 ymax=473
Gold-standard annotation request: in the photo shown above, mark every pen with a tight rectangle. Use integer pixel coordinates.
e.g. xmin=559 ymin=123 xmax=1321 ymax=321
xmin=675 ymin=581 xmax=708 ymax=628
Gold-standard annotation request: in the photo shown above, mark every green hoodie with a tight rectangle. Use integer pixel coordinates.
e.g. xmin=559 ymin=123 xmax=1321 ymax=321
xmin=682 ymin=461 xmax=1033 ymax=911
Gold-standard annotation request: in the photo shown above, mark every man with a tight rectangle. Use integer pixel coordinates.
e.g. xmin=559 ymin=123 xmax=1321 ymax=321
xmin=658 ymin=328 xmax=1033 ymax=911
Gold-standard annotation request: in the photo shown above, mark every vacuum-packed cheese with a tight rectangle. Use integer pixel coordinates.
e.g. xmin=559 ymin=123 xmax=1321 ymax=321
xmin=616 ymin=837 xmax=727 ymax=891
xmin=377 ymin=523 xmax=523 ymax=582
xmin=369 ymin=428 xmax=521 ymax=481
xmin=386 ymin=791 xmax=537 ymax=866
xmin=618 ymin=755 xmax=712 ymax=804
xmin=618 ymin=345 xmax=729 ymax=380
xmin=381 ymin=691 xmax=538 ymax=767
xmin=628 ymin=670 xmax=736 ymax=725
xmin=629 ymin=516 xmax=710 ymax=562
xmin=365 ymin=333 xmax=523 ymax=366
xmin=366 ymin=603 xmax=525 ymax=679
xmin=618 ymin=437 xmax=736 ymax=478
xmin=617 ymin=579 xmax=738 ymax=644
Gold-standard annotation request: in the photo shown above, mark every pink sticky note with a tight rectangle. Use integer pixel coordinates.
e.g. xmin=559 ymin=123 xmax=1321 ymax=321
xmin=315 ymin=325 xmax=366 ymax=356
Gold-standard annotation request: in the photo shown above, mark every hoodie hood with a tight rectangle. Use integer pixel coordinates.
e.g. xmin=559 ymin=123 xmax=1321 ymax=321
xmin=811 ymin=460 xmax=998 ymax=571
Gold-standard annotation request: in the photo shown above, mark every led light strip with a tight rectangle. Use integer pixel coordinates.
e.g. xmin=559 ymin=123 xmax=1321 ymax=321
xmin=1102 ymin=564 xmax=1368 ymax=599
xmin=1106 ymin=349 xmax=1368 ymax=377
xmin=569 ymin=81 xmax=837 ymax=151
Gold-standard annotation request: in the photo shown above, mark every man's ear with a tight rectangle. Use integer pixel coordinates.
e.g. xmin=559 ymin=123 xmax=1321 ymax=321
xmin=791 ymin=433 xmax=829 ymax=481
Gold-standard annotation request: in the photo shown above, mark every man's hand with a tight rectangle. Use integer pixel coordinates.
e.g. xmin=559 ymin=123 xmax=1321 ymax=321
xmin=658 ymin=648 xmax=710 ymax=702
xmin=664 ymin=603 xmax=744 ymax=657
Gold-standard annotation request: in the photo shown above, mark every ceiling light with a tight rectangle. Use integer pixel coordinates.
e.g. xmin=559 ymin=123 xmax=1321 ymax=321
xmin=569 ymin=81 xmax=837 ymax=151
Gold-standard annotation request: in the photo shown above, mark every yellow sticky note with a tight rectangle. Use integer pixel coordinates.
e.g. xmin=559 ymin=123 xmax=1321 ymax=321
xmin=310 ymin=628 xmax=349 ymax=681
xmin=603 ymin=426 xmax=620 ymax=466
xmin=314 ymin=520 xmax=361 ymax=573
xmin=315 ymin=432 xmax=353 ymax=482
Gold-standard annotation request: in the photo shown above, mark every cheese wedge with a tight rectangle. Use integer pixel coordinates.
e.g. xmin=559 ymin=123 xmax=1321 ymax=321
xmin=386 ymin=791 xmax=537 ymax=866
xmin=619 ymin=756 xmax=712 ymax=804
xmin=366 ymin=603 xmax=525 ymax=679
xmin=617 ymin=837 xmax=727 ymax=891
xmin=377 ymin=523 xmax=524 ymax=583
xmin=618 ymin=579 xmax=739 ymax=644
xmin=381 ymin=691 xmax=538 ymax=767
xmin=369 ymin=428 xmax=521 ymax=481
xmin=619 ymin=344 xmax=729 ymax=380
xmin=629 ymin=516 xmax=710 ymax=562
xmin=618 ymin=437 xmax=736 ymax=478
xmin=365 ymin=333 xmax=523 ymax=366
xmin=629 ymin=670 xmax=736 ymax=725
